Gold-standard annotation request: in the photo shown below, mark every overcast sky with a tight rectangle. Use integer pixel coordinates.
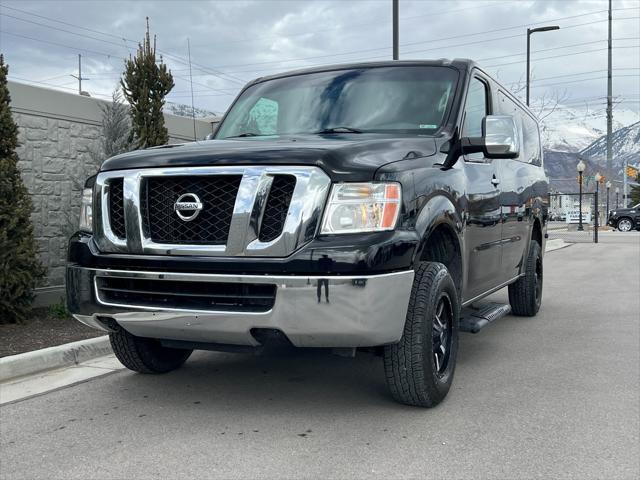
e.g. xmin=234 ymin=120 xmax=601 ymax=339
xmin=1 ymin=0 xmax=638 ymax=120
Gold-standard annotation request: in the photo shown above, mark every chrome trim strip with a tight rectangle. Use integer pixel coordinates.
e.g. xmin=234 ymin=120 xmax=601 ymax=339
xmin=94 ymin=166 xmax=331 ymax=257
xmin=90 ymin=267 xmax=413 ymax=283
xmin=461 ymin=274 xmax=524 ymax=307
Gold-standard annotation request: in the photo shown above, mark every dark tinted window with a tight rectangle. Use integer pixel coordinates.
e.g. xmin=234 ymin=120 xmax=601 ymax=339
xmin=216 ymin=66 xmax=458 ymax=138
xmin=497 ymin=91 xmax=541 ymax=165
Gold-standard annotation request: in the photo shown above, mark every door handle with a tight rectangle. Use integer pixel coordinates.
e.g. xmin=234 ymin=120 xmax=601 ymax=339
xmin=491 ymin=176 xmax=500 ymax=186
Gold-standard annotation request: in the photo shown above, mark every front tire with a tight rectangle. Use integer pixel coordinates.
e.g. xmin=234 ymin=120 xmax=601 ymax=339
xmin=617 ymin=217 xmax=633 ymax=232
xmin=383 ymin=262 xmax=459 ymax=408
xmin=109 ymin=328 xmax=192 ymax=374
xmin=508 ymin=240 xmax=543 ymax=316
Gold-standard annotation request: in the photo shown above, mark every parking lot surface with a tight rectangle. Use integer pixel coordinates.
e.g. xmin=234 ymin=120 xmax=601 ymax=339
xmin=1 ymin=237 xmax=639 ymax=479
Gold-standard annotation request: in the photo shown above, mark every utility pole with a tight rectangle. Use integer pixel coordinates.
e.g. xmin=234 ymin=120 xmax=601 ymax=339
xmin=392 ymin=0 xmax=399 ymax=60
xmin=606 ymin=0 xmax=613 ymax=182
xmin=70 ymin=54 xmax=88 ymax=95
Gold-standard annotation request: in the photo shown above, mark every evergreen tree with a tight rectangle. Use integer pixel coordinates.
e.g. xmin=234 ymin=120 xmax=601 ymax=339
xmin=0 ymin=55 xmax=45 ymax=323
xmin=98 ymin=90 xmax=133 ymax=159
xmin=120 ymin=18 xmax=174 ymax=149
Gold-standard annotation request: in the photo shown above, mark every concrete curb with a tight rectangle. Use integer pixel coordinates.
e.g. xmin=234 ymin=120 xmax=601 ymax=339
xmin=546 ymin=238 xmax=572 ymax=252
xmin=0 ymin=336 xmax=112 ymax=382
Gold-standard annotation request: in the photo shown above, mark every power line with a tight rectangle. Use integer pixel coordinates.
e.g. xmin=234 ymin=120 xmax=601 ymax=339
xmin=9 ymin=76 xmax=113 ymax=99
xmin=477 ymin=37 xmax=639 ymax=63
xmin=503 ymin=68 xmax=639 ymax=85
xmin=212 ymin=17 xmax=639 ymax=77
xmin=0 ymin=6 xmax=246 ymax=87
xmin=0 ymin=12 xmax=137 ymax=51
xmin=184 ymin=11 xmax=621 ymax=73
xmin=530 ymin=74 xmax=639 ymax=89
xmin=0 ymin=30 xmax=122 ymax=58
xmin=484 ymin=44 xmax=639 ymax=69
xmin=189 ymin=1 xmax=513 ymax=49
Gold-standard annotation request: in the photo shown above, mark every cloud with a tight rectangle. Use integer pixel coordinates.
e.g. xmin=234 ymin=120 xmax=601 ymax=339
xmin=1 ymin=0 xmax=638 ymax=121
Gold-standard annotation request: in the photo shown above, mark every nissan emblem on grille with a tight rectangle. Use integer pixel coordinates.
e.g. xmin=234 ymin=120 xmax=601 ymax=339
xmin=174 ymin=193 xmax=203 ymax=222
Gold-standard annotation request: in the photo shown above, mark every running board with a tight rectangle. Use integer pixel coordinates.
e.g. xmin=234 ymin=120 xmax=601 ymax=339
xmin=459 ymin=302 xmax=511 ymax=333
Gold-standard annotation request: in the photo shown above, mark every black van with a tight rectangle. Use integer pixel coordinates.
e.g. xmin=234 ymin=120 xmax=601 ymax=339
xmin=67 ymin=59 xmax=548 ymax=407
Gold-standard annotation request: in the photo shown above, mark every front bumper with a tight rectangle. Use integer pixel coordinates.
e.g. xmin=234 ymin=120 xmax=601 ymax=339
xmin=66 ymin=266 xmax=414 ymax=348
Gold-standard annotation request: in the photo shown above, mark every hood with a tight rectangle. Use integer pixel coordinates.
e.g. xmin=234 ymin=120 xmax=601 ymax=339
xmin=100 ymin=134 xmax=439 ymax=181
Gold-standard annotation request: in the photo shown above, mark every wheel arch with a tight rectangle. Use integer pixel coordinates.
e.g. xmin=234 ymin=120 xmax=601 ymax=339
xmin=412 ymin=195 xmax=464 ymax=297
xmin=532 ymin=216 xmax=543 ymax=247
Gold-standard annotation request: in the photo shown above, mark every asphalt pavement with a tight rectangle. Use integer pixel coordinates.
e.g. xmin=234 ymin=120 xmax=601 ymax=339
xmin=1 ymin=236 xmax=639 ymax=479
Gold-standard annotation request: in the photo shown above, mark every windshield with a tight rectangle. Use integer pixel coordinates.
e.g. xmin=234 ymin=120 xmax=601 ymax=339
xmin=216 ymin=66 xmax=458 ymax=138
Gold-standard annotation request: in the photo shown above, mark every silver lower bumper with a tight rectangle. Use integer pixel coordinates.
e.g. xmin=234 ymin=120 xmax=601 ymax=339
xmin=69 ymin=267 xmax=414 ymax=348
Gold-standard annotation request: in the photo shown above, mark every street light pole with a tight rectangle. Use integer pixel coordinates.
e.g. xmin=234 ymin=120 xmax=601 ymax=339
xmin=392 ymin=0 xmax=399 ymax=60
xmin=615 ymin=187 xmax=619 ymax=209
xmin=526 ymin=25 xmax=560 ymax=106
xmin=594 ymin=173 xmax=602 ymax=243
xmin=606 ymin=181 xmax=611 ymax=220
xmin=577 ymin=160 xmax=586 ymax=231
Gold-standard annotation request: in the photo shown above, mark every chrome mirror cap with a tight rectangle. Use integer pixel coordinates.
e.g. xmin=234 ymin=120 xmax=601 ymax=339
xmin=483 ymin=115 xmax=520 ymax=159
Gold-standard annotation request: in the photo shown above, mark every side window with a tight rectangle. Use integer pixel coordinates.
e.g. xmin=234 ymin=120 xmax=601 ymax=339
xmin=462 ymin=77 xmax=488 ymax=138
xmin=497 ymin=91 xmax=541 ymax=166
xmin=246 ymin=97 xmax=278 ymax=135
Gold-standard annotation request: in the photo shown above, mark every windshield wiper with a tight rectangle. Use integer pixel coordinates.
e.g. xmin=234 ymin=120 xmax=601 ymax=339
xmin=223 ymin=132 xmax=264 ymax=139
xmin=316 ymin=126 xmax=363 ymax=134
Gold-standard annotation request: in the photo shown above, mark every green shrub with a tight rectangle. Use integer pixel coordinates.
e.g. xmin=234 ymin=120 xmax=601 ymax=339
xmin=48 ymin=299 xmax=69 ymax=319
xmin=0 ymin=55 xmax=46 ymax=324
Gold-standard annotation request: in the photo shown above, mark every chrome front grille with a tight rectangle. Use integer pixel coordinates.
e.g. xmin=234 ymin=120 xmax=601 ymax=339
xmin=141 ymin=175 xmax=242 ymax=245
xmin=258 ymin=175 xmax=296 ymax=242
xmin=108 ymin=178 xmax=126 ymax=239
xmin=94 ymin=166 xmax=331 ymax=257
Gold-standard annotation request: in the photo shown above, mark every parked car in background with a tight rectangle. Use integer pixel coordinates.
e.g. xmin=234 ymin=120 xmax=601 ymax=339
xmin=608 ymin=203 xmax=640 ymax=231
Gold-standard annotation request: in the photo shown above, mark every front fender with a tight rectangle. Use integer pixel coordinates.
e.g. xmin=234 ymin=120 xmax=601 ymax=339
xmin=411 ymin=193 xmax=464 ymax=265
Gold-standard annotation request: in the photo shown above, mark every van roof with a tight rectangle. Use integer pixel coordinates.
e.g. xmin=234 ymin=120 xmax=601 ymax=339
xmin=250 ymin=59 xmax=477 ymax=84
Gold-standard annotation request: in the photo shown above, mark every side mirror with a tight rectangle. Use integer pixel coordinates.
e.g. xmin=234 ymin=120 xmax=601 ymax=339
xmin=460 ymin=115 xmax=520 ymax=159
xmin=484 ymin=115 xmax=520 ymax=158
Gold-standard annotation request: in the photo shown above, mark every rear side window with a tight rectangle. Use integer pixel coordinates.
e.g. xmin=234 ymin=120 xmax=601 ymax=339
xmin=497 ymin=91 xmax=541 ymax=166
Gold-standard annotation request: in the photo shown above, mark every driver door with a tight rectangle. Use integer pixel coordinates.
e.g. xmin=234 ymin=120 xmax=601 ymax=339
xmin=461 ymin=75 xmax=503 ymax=302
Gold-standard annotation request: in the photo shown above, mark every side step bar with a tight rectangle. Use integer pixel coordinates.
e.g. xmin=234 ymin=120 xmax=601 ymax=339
xmin=459 ymin=302 xmax=511 ymax=333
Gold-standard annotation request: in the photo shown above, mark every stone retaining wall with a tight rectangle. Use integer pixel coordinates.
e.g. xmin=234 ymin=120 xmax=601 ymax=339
xmin=9 ymin=80 xmax=214 ymax=289
xmin=14 ymin=113 xmax=101 ymax=287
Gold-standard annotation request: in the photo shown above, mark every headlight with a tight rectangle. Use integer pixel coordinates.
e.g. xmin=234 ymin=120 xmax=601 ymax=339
xmin=79 ymin=187 xmax=93 ymax=232
xmin=320 ymin=182 xmax=401 ymax=234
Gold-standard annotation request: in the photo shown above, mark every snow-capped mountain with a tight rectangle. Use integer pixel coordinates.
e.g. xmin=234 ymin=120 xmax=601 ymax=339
xmin=536 ymin=102 xmax=639 ymax=153
xmin=538 ymin=103 xmax=639 ymax=192
xmin=165 ymin=102 xmax=220 ymax=118
xmin=579 ymin=121 xmax=640 ymax=168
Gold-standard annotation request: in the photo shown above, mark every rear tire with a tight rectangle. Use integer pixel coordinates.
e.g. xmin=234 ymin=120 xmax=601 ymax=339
xmin=508 ymin=240 xmax=543 ymax=317
xmin=383 ymin=262 xmax=459 ymax=408
xmin=109 ymin=328 xmax=192 ymax=374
